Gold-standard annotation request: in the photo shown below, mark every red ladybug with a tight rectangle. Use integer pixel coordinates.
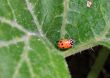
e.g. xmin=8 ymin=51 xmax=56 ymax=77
xmin=57 ymin=39 xmax=74 ymax=49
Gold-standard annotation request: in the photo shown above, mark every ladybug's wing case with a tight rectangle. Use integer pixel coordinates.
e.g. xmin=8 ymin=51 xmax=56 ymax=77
xmin=57 ymin=40 xmax=64 ymax=49
xmin=57 ymin=39 xmax=72 ymax=49
xmin=64 ymin=40 xmax=72 ymax=48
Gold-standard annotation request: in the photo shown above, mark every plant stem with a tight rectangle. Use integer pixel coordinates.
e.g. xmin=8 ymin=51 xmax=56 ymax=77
xmin=87 ymin=47 xmax=110 ymax=78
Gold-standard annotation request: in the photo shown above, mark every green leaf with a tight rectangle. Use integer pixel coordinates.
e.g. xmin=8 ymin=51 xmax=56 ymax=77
xmin=87 ymin=48 xmax=110 ymax=78
xmin=0 ymin=0 xmax=70 ymax=78
xmin=1 ymin=0 xmax=110 ymax=78
xmin=43 ymin=0 xmax=110 ymax=57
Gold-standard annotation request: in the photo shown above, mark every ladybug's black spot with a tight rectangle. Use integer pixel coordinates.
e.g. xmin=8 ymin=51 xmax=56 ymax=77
xmin=61 ymin=43 xmax=63 ymax=45
xmin=59 ymin=41 xmax=62 ymax=43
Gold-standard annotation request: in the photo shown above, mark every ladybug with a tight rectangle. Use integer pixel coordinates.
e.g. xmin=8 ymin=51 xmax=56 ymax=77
xmin=57 ymin=39 xmax=74 ymax=49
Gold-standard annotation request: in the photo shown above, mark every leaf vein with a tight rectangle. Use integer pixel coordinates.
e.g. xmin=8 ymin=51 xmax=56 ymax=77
xmin=0 ymin=36 xmax=26 ymax=48
xmin=0 ymin=17 xmax=29 ymax=34
xmin=7 ymin=0 xmax=17 ymax=21
xmin=60 ymin=0 xmax=69 ymax=38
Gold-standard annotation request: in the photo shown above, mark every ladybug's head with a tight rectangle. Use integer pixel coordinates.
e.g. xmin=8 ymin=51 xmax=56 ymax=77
xmin=69 ymin=39 xmax=74 ymax=45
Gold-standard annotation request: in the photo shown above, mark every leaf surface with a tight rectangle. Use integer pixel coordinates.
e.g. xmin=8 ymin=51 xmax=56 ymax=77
xmin=0 ymin=0 xmax=110 ymax=78
xmin=0 ymin=0 xmax=70 ymax=78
